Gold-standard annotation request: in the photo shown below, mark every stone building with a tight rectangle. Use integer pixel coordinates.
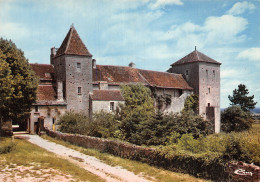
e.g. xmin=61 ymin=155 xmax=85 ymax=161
xmin=168 ymin=47 xmax=221 ymax=133
xmin=28 ymin=25 xmax=221 ymax=134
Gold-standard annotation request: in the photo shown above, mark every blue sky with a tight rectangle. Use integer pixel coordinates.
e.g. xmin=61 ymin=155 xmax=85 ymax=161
xmin=0 ymin=0 xmax=259 ymax=108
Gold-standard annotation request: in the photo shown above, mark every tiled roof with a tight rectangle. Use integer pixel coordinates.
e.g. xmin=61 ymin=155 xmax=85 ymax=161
xmin=56 ymin=26 xmax=92 ymax=57
xmin=171 ymin=50 xmax=221 ymax=66
xmin=37 ymin=85 xmax=57 ymax=101
xmin=30 ymin=64 xmax=54 ymax=80
xmin=93 ymin=65 xmax=192 ymax=90
xmin=139 ymin=69 xmax=192 ymax=89
xmin=91 ymin=90 xmax=124 ymax=101
xmin=93 ymin=65 xmax=147 ymax=84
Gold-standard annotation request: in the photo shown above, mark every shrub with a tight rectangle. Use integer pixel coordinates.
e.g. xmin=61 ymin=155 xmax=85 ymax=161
xmin=0 ymin=139 xmax=16 ymax=154
xmin=221 ymin=106 xmax=253 ymax=132
xmin=57 ymin=112 xmax=89 ymax=135
xmin=88 ymin=111 xmax=120 ymax=138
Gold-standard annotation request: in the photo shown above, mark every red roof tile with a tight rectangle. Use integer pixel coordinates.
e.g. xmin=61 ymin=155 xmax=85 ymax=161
xmin=139 ymin=69 xmax=192 ymax=89
xmin=37 ymin=85 xmax=57 ymax=101
xmin=93 ymin=65 xmax=147 ymax=84
xmin=56 ymin=26 xmax=92 ymax=57
xmin=91 ymin=90 xmax=124 ymax=101
xmin=93 ymin=65 xmax=192 ymax=90
xmin=30 ymin=64 xmax=54 ymax=80
xmin=171 ymin=50 xmax=221 ymax=66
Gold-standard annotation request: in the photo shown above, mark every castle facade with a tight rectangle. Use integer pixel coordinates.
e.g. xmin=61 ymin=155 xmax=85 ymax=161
xmin=28 ymin=26 xmax=221 ymax=134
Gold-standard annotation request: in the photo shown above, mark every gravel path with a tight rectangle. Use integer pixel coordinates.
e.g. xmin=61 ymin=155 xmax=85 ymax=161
xmin=16 ymin=135 xmax=151 ymax=182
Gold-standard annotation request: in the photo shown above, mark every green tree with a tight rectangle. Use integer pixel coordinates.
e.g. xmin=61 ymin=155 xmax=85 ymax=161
xmin=221 ymin=106 xmax=253 ymax=132
xmin=117 ymin=84 xmax=155 ymax=145
xmin=228 ymin=84 xmax=257 ymax=112
xmin=0 ymin=38 xmax=38 ymax=125
xmin=183 ymin=94 xmax=199 ymax=114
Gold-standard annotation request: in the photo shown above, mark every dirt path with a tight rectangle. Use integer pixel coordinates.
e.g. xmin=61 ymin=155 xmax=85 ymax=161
xmin=16 ymin=135 xmax=151 ymax=182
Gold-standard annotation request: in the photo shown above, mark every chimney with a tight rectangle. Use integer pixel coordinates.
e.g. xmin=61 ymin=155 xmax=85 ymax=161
xmin=57 ymin=81 xmax=64 ymax=101
xmin=50 ymin=47 xmax=57 ymax=65
xmin=129 ymin=62 xmax=136 ymax=68
xmin=92 ymin=59 xmax=96 ymax=69
xmin=99 ymin=81 xmax=108 ymax=90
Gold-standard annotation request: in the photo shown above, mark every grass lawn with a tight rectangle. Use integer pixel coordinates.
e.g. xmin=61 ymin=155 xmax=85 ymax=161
xmin=41 ymin=134 xmax=209 ymax=182
xmin=0 ymin=137 xmax=104 ymax=182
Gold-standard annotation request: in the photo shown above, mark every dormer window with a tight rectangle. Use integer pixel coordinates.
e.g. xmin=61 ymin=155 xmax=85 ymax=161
xmin=45 ymin=73 xmax=51 ymax=78
xmin=77 ymin=63 xmax=81 ymax=69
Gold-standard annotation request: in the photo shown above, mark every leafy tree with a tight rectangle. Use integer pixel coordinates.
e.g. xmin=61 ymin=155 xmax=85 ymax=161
xmin=0 ymin=38 xmax=38 ymax=124
xmin=228 ymin=84 xmax=257 ymax=112
xmin=183 ymin=94 xmax=199 ymax=114
xmin=88 ymin=111 xmax=120 ymax=138
xmin=58 ymin=112 xmax=89 ymax=134
xmin=221 ymin=106 xmax=253 ymax=132
xmin=0 ymin=61 xmax=13 ymax=119
xmin=116 ymin=84 xmax=155 ymax=145
xmin=164 ymin=110 xmax=210 ymax=139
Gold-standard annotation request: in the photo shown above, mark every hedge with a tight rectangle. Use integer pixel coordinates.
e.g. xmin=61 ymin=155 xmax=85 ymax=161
xmin=44 ymin=128 xmax=260 ymax=181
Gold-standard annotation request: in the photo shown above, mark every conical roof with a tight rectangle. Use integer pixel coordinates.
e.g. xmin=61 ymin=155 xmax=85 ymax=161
xmin=56 ymin=25 xmax=92 ymax=57
xmin=171 ymin=50 xmax=221 ymax=66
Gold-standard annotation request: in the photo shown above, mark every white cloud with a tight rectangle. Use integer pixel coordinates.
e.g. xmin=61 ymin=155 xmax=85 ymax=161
xmin=227 ymin=1 xmax=255 ymax=15
xmin=0 ymin=22 xmax=29 ymax=40
xmin=238 ymin=48 xmax=260 ymax=61
xmin=149 ymin=0 xmax=183 ymax=9
xmin=204 ymin=15 xmax=248 ymax=44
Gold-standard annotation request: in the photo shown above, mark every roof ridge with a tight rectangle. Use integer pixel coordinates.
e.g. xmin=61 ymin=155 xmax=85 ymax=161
xmin=138 ymin=72 xmax=151 ymax=85
xmin=65 ymin=27 xmax=73 ymax=54
xmin=195 ymin=50 xmax=200 ymax=61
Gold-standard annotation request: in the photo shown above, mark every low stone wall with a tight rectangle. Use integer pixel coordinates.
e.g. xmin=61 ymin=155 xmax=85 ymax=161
xmin=44 ymin=128 xmax=260 ymax=181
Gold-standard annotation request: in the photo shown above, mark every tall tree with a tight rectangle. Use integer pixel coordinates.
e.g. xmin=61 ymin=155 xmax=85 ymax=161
xmin=117 ymin=84 xmax=155 ymax=145
xmin=228 ymin=84 xmax=257 ymax=112
xmin=0 ymin=38 xmax=38 ymax=124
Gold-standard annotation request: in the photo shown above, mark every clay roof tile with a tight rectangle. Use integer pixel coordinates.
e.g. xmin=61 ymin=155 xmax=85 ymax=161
xmin=56 ymin=26 xmax=92 ymax=57
xmin=171 ymin=50 xmax=221 ymax=66
xmin=91 ymin=90 xmax=124 ymax=101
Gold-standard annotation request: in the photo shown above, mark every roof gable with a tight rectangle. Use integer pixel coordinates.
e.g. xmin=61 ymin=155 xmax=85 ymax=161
xmin=171 ymin=50 xmax=221 ymax=66
xmin=56 ymin=26 xmax=92 ymax=57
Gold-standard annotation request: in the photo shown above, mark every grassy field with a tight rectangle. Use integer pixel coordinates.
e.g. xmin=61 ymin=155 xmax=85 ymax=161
xmin=41 ymin=135 xmax=209 ymax=182
xmin=0 ymin=137 xmax=104 ymax=181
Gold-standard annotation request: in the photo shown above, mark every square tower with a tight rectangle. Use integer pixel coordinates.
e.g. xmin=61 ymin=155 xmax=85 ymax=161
xmin=169 ymin=49 xmax=221 ymax=133
xmin=51 ymin=25 xmax=93 ymax=116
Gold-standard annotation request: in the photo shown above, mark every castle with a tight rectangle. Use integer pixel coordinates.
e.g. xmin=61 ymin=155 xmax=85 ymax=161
xmin=28 ymin=25 xmax=221 ymax=134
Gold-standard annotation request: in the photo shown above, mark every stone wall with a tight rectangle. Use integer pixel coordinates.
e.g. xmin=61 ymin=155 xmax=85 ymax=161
xmin=53 ymin=54 xmax=93 ymax=116
xmin=44 ymin=128 xmax=260 ymax=181
xmin=92 ymin=100 xmax=124 ymax=113
xmin=30 ymin=105 xmax=67 ymax=134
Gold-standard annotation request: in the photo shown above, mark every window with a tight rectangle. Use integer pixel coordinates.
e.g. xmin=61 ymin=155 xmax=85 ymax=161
xmin=110 ymin=102 xmax=114 ymax=111
xmin=78 ymin=87 xmax=82 ymax=95
xmin=77 ymin=62 xmax=81 ymax=69
xmin=185 ymin=70 xmax=189 ymax=75
xmin=213 ymin=70 xmax=215 ymax=77
xmin=35 ymin=106 xmax=39 ymax=112
xmin=206 ymin=70 xmax=208 ymax=78
xmin=208 ymin=88 xmax=211 ymax=94
xmin=208 ymin=103 xmax=210 ymax=107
